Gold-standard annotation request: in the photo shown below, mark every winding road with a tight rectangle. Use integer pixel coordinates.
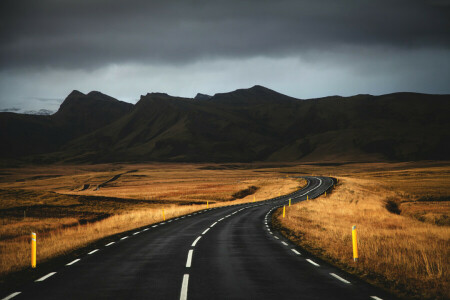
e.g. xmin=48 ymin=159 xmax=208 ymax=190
xmin=2 ymin=177 xmax=395 ymax=300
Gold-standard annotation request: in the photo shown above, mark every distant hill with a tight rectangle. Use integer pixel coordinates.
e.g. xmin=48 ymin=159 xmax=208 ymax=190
xmin=1 ymin=86 xmax=449 ymax=163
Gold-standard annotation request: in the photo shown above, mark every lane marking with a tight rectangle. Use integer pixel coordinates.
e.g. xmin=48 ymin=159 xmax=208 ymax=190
xmin=142 ymin=228 xmax=149 ymax=231
xmin=186 ymin=250 xmax=193 ymax=267
xmin=274 ymin=236 xmax=279 ymax=239
xmin=180 ymin=274 xmax=189 ymax=300
xmin=218 ymin=218 xmax=224 ymax=221
xmin=210 ymin=222 xmax=217 ymax=228
xmin=152 ymin=225 xmax=158 ymax=228
xmin=105 ymin=242 xmax=115 ymax=246
xmin=88 ymin=249 xmax=99 ymax=255
xmin=1 ymin=292 xmax=21 ymax=300
xmin=192 ymin=236 xmax=202 ymax=247
xmin=281 ymin=242 xmax=288 ymax=246
xmin=330 ymin=273 xmax=351 ymax=284
xmin=133 ymin=231 xmax=140 ymax=235
xmin=306 ymin=259 xmax=320 ymax=267
xmin=161 ymin=222 xmax=166 ymax=225
xmin=35 ymin=272 xmax=56 ymax=282
xmin=168 ymin=220 xmax=173 ymax=223
xmin=370 ymin=297 xmax=383 ymax=300
xmin=291 ymin=249 xmax=301 ymax=255
xmin=66 ymin=259 xmax=80 ymax=266
xmin=121 ymin=236 xmax=129 ymax=240
xmin=202 ymin=228 xmax=210 ymax=235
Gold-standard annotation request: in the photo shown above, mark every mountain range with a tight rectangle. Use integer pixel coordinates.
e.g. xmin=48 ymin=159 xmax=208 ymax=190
xmin=1 ymin=85 xmax=449 ymax=163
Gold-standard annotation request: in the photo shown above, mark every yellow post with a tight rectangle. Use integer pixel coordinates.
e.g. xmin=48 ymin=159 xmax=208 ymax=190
xmin=31 ymin=232 xmax=36 ymax=268
xmin=162 ymin=209 xmax=165 ymax=221
xmin=325 ymin=191 xmax=327 ymax=197
xmin=207 ymin=201 xmax=209 ymax=208
xmin=289 ymin=198 xmax=291 ymax=206
xmin=253 ymin=195 xmax=255 ymax=203
xmin=283 ymin=205 xmax=285 ymax=218
xmin=307 ymin=195 xmax=309 ymax=200
xmin=352 ymin=225 xmax=358 ymax=262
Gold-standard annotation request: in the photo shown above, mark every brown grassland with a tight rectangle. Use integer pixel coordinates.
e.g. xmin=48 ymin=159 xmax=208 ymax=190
xmin=274 ymin=161 xmax=450 ymax=299
xmin=0 ymin=163 xmax=305 ymax=278
xmin=0 ymin=161 xmax=449 ymax=299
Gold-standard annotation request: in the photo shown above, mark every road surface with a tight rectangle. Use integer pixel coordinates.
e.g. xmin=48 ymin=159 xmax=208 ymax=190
xmin=2 ymin=177 xmax=395 ymax=300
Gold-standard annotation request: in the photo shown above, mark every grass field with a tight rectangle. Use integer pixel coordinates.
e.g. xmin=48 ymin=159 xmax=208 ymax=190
xmin=274 ymin=161 xmax=450 ymax=299
xmin=0 ymin=163 xmax=305 ymax=277
xmin=0 ymin=161 xmax=448 ymax=299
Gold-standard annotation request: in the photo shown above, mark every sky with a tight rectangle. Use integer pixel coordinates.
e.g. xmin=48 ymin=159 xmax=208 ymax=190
xmin=1 ymin=0 xmax=449 ymax=113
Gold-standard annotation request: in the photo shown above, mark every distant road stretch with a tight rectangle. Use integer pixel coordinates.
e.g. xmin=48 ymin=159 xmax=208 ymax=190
xmin=3 ymin=177 xmax=395 ymax=300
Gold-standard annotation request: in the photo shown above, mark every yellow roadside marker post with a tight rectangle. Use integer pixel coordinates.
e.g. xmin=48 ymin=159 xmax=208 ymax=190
xmin=352 ymin=225 xmax=358 ymax=262
xmin=253 ymin=195 xmax=255 ymax=203
xmin=289 ymin=198 xmax=291 ymax=206
xmin=31 ymin=232 xmax=36 ymax=268
xmin=307 ymin=195 xmax=309 ymax=200
xmin=207 ymin=201 xmax=209 ymax=209
xmin=325 ymin=191 xmax=327 ymax=197
xmin=162 ymin=209 xmax=165 ymax=221
xmin=283 ymin=206 xmax=286 ymax=218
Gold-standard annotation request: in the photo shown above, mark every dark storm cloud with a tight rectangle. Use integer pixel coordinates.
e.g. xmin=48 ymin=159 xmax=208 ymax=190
xmin=1 ymin=0 xmax=449 ymax=70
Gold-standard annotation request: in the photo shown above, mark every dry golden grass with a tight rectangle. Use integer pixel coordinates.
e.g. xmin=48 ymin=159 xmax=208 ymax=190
xmin=276 ymin=162 xmax=450 ymax=299
xmin=0 ymin=163 xmax=305 ymax=277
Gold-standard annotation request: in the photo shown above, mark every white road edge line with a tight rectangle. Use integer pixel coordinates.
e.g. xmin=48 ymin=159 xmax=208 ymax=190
xmin=291 ymin=249 xmax=301 ymax=255
xmin=88 ymin=249 xmax=99 ymax=255
xmin=180 ymin=274 xmax=189 ymax=300
xmin=1 ymin=292 xmax=21 ymax=300
xmin=202 ymin=228 xmax=210 ymax=235
xmin=370 ymin=297 xmax=383 ymax=300
xmin=35 ymin=272 xmax=57 ymax=282
xmin=330 ymin=273 xmax=351 ymax=284
xmin=192 ymin=236 xmax=202 ymax=247
xmin=66 ymin=259 xmax=80 ymax=266
xmin=105 ymin=242 xmax=115 ymax=246
xmin=306 ymin=259 xmax=320 ymax=267
xmin=186 ymin=250 xmax=194 ymax=268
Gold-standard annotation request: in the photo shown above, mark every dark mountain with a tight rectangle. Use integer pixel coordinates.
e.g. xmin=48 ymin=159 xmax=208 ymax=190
xmin=1 ymin=86 xmax=449 ymax=163
xmin=0 ymin=91 xmax=133 ymax=158
xmin=194 ymin=93 xmax=212 ymax=100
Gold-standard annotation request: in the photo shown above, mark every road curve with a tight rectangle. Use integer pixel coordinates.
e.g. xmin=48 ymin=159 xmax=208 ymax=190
xmin=2 ymin=177 xmax=395 ymax=300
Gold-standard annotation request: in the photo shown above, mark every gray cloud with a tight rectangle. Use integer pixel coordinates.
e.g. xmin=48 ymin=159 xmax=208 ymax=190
xmin=0 ymin=0 xmax=449 ymax=111
xmin=1 ymin=0 xmax=449 ymax=69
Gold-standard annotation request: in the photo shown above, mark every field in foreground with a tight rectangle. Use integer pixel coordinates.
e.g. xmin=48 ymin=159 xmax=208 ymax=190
xmin=0 ymin=163 xmax=305 ymax=278
xmin=274 ymin=161 xmax=450 ymax=299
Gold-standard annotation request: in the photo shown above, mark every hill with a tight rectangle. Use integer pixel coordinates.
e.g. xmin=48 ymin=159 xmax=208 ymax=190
xmin=1 ymin=86 xmax=449 ymax=163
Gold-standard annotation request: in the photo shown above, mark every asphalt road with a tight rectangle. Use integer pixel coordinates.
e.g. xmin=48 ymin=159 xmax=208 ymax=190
xmin=2 ymin=177 xmax=395 ymax=300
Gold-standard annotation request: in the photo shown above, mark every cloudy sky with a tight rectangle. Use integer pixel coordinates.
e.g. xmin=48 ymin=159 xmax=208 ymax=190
xmin=1 ymin=0 xmax=449 ymax=112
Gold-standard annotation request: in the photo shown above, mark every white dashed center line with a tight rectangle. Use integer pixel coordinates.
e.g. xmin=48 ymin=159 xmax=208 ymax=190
xmin=66 ymin=259 xmax=80 ymax=266
xmin=152 ymin=225 xmax=158 ymax=228
xmin=370 ymin=296 xmax=383 ymax=300
xmin=88 ymin=249 xmax=99 ymax=255
xmin=186 ymin=250 xmax=194 ymax=267
xmin=180 ymin=274 xmax=189 ymax=300
xmin=120 ymin=236 xmax=129 ymax=240
xmin=281 ymin=242 xmax=288 ymax=246
xmin=105 ymin=242 xmax=115 ymax=246
xmin=192 ymin=236 xmax=202 ymax=247
xmin=35 ymin=272 xmax=56 ymax=282
xmin=202 ymin=228 xmax=210 ymax=235
xmin=133 ymin=231 xmax=140 ymax=235
xmin=2 ymin=292 xmax=21 ymax=300
xmin=210 ymin=222 xmax=217 ymax=228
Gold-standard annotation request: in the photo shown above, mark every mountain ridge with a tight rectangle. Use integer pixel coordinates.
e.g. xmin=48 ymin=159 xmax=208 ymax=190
xmin=1 ymin=86 xmax=449 ymax=163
